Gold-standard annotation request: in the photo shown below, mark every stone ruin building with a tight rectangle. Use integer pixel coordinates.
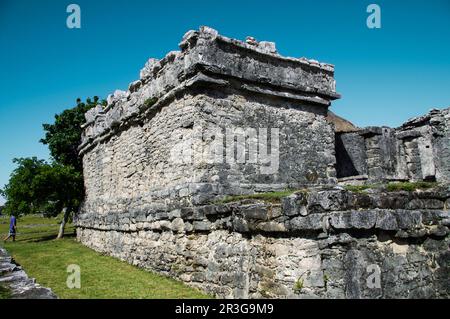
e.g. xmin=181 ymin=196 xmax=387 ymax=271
xmin=335 ymin=109 xmax=450 ymax=184
xmin=75 ymin=27 xmax=450 ymax=299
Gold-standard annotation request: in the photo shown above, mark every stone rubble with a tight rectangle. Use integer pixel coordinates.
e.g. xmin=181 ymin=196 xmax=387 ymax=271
xmin=0 ymin=248 xmax=57 ymax=299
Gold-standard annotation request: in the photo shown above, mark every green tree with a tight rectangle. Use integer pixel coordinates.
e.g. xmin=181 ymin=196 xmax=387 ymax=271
xmin=0 ymin=158 xmax=83 ymax=238
xmin=0 ymin=157 xmax=46 ymax=216
xmin=40 ymin=96 xmax=104 ymax=171
xmin=2 ymin=97 xmax=103 ymax=238
xmin=39 ymin=97 xmax=104 ymax=237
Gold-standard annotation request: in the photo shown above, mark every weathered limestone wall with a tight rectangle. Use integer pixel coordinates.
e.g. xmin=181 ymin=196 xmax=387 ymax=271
xmin=336 ymin=108 xmax=450 ymax=183
xmin=76 ymin=187 xmax=450 ymax=298
xmin=76 ymin=27 xmax=450 ymax=299
xmin=81 ymin=87 xmax=336 ymax=223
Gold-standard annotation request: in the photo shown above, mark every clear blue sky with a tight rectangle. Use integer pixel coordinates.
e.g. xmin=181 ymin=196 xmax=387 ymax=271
xmin=1 ymin=0 xmax=450 ymax=204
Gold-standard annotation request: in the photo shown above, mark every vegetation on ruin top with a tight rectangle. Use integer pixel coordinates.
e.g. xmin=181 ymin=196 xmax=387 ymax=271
xmin=143 ymin=97 xmax=158 ymax=108
xmin=218 ymin=182 xmax=441 ymax=203
xmin=385 ymin=181 xmax=438 ymax=192
xmin=344 ymin=181 xmax=439 ymax=193
xmin=217 ymin=190 xmax=298 ymax=204
xmin=343 ymin=185 xmax=373 ymax=193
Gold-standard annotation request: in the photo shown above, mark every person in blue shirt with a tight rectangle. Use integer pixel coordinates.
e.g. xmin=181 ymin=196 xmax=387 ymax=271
xmin=3 ymin=215 xmax=17 ymax=242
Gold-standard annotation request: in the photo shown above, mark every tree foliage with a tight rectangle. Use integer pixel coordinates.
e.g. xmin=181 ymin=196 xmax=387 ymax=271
xmin=0 ymin=157 xmax=83 ymax=217
xmin=1 ymin=97 xmax=102 ymax=237
xmin=40 ymin=96 xmax=105 ymax=171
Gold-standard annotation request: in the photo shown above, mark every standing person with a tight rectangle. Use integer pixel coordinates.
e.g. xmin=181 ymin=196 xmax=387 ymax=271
xmin=3 ymin=215 xmax=17 ymax=242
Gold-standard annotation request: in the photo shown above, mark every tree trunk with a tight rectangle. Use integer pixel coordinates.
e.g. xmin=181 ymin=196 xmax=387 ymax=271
xmin=57 ymin=208 xmax=71 ymax=239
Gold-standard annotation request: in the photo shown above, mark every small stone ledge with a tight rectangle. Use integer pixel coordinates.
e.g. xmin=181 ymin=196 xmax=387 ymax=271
xmin=75 ymin=187 xmax=450 ymax=239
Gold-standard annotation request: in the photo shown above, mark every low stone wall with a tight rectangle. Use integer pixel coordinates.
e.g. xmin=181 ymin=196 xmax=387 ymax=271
xmin=76 ymin=187 xmax=450 ymax=298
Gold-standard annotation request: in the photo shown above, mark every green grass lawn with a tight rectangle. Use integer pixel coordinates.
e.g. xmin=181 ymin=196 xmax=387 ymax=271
xmin=0 ymin=284 xmax=11 ymax=299
xmin=0 ymin=214 xmax=210 ymax=299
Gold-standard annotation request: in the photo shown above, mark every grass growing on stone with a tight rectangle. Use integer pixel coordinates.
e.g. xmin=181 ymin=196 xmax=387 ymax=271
xmin=217 ymin=190 xmax=296 ymax=204
xmin=143 ymin=97 xmax=158 ymax=108
xmin=344 ymin=182 xmax=439 ymax=193
xmin=0 ymin=214 xmax=210 ymax=299
xmin=293 ymin=277 xmax=304 ymax=295
xmin=343 ymin=185 xmax=372 ymax=193
xmin=386 ymin=181 xmax=438 ymax=192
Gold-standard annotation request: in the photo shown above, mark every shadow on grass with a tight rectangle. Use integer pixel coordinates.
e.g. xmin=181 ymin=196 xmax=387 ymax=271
xmin=32 ymin=232 xmax=76 ymax=243
xmin=11 ymin=232 xmax=76 ymax=243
